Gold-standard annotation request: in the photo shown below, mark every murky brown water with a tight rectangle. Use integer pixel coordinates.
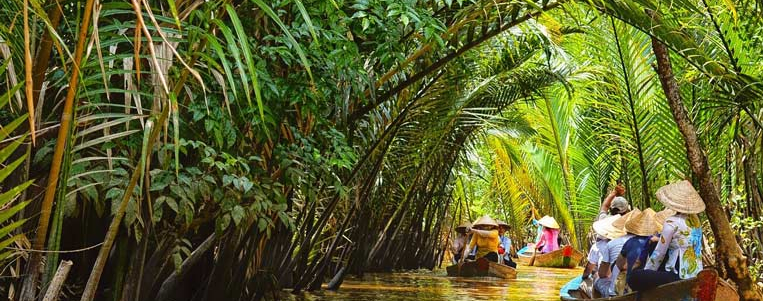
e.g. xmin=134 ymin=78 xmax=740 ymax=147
xmin=281 ymin=266 xmax=581 ymax=301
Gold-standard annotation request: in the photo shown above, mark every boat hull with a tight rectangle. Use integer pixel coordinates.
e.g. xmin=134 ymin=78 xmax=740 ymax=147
xmin=446 ymin=258 xmax=517 ymax=279
xmin=517 ymin=245 xmax=584 ymax=268
xmin=559 ymin=269 xmax=739 ymax=301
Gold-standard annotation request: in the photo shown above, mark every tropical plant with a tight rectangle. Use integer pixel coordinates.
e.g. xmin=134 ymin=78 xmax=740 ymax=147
xmin=0 ymin=63 xmax=32 ymax=298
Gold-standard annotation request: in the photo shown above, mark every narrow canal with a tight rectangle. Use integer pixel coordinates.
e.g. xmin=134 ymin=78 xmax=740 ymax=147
xmin=280 ymin=266 xmax=581 ymax=301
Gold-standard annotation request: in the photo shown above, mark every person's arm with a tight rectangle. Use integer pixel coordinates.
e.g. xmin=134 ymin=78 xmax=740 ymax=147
xmin=600 ymin=191 xmax=617 ymax=214
xmin=535 ymin=231 xmax=546 ymax=250
xmin=450 ymin=237 xmax=462 ymax=255
xmin=470 ymin=228 xmax=498 ymax=238
xmin=615 ymin=254 xmax=626 ymax=271
xmin=600 ymin=183 xmax=625 ymax=214
xmin=597 ymin=244 xmax=611 ymax=278
xmin=644 ymin=221 xmax=676 ymax=270
xmin=598 ymin=262 xmax=611 ymax=278
xmin=461 ymin=237 xmax=477 ymax=262
xmin=583 ymin=262 xmax=596 ymax=279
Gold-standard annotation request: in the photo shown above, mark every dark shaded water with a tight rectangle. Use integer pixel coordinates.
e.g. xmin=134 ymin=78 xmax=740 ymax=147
xmin=281 ymin=266 xmax=581 ymax=301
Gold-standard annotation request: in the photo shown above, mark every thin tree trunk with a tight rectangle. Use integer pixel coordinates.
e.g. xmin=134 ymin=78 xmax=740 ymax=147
xmin=155 ymin=233 xmax=216 ymax=301
xmin=80 ymin=106 xmax=170 ymax=301
xmin=20 ymin=0 xmax=96 ymax=299
xmin=651 ymin=34 xmax=763 ymax=301
xmin=42 ymin=260 xmax=73 ymax=301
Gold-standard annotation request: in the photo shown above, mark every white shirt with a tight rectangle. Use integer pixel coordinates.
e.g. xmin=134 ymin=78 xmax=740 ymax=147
xmin=601 ymin=234 xmax=633 ymax=264
xmin=587 ymin=239 xmax=609 ymax=265
xmin=599 ymin=234 xmax=633 ymax=296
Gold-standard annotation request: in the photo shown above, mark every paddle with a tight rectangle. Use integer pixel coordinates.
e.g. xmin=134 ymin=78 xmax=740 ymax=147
xmin=529 ymin=245 xmax=537 ymax=266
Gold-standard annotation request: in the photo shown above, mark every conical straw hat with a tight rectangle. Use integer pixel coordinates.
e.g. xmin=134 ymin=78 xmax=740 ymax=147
xmin=655 ymin=180 xmax=705 ymax=214
xmin=537 ymin=215 xmax=560 ymax=229
xmin=612 ymin=208 xmax=641 ymax=230
xmin=655 ymin=208 xmax=675 ymax=224
xmin=456 ymin=221 xmax=472 ymax=230
xmin=625 ymin=208 xmax=663 ymax=236
xmin=473 ymin=215 xmax=498 ymax=227
xmin=593 ymin=214 xmax=626 ymax=240
xmin=496 ymin=220 xmax=510 ymax=228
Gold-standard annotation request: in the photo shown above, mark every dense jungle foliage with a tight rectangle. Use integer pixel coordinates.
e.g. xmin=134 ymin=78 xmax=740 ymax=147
xmin=1 ymin=0 xmax=762 ymax=300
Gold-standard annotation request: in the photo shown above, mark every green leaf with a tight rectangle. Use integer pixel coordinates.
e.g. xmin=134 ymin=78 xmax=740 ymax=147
xmin=293 ymin=0 xmax=319 ymax=46
xmin=251 ymin=0 xmax=313 ymax=83
xmin=225 ymin=5 xmax=266 ymax=127
xmin=0 ymin=82 xmax=23 ymax=110
xmin=166 ymin=0 xmax=182 ymax=28
xmin=258 ymin=218 xmax=267 ymax=231
xmin=0 ymin=114 xmax=28 ymax=142
xmin=0 ymin=181 xmax=33 ymax=209
xmin=231 ymin=205 xmax=245 ymax=225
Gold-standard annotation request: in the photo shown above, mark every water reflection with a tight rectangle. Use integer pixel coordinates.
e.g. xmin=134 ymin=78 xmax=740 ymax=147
xmin=279 ymin=266 xmax=581 ymax=301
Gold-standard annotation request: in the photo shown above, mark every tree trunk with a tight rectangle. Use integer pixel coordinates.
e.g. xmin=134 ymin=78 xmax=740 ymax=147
xmin=651 ymin=35 xmax=763 ymax=301
xmin=42 ymin=260 xmax=73 ymax=301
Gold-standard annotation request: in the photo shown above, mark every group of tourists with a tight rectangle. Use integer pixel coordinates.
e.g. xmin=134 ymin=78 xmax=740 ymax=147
xmin=582 ymin=180 xmax=706 ymax=297
xmin=450 ymin=215 xmax=517 ymax=268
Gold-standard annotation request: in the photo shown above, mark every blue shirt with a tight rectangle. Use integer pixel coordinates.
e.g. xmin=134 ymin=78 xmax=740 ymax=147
xmin=619 ymin=236 xmax=656 ymax=282
xmin=500 ymin=236 xmax=512 ymax=259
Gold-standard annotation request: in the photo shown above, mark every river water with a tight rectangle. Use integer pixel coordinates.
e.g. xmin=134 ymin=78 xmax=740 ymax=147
xmin=282 ymin=266 xmax=581 ymax=301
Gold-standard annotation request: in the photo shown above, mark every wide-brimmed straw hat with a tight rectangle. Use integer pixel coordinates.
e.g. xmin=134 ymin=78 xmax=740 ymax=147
xmin=537 ymin=215 xmax=560 ymax=229
xmin=456 ymin=221 xmax=472 ymax=230
xmin=625 ymin=208 xmax=663 ymax=236
xmin=655 ymin=208 xmax=675 ymax=224
xmin=496 ymin=220 xmax=510 ymax=229
xmin=593 ymin=214 xmax=626 ymax=240
xmin=655 ymin=180 xmax=705 ymax=214
xmin=473 ymin=215 xmax=498 ymax=227
xmin=611 ymin=208 xmax=641 ymax=230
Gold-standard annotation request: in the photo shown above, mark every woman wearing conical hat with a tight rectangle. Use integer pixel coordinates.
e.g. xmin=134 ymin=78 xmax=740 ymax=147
xmin=610 ymin=208 xmax=672 ymax=293
xmin=629 ymin=180 xmax=706 ymax=292
xmin=461 ymin=215 xmax=501 ymax=263
xmin=534 ymin=216 xmax=561 ymax=254
xmin=450 ymin=221 xmax=472 ymax=263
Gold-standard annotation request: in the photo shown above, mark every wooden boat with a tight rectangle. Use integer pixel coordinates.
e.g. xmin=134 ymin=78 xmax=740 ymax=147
xmin=559 ymin=269 xmax=739 ymax=301
xmin=517 ymin=245 xmax=584 ymax=268
xmin=446 ymin=257 xmax=517 ymax=279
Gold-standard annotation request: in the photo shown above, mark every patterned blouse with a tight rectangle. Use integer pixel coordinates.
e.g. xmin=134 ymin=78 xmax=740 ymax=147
xmin=644 ymin=214 xmax=703 ymax=279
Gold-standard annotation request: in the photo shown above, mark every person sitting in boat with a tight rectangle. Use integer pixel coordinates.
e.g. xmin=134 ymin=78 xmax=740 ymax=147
xmin=496 ymin=220 xmax=517 ymax=268
xmin=583 ymin=215 xmax=619 ymax=281
xmin=590 ymin=213 xmax=627 ymax=297
xmin=451 ymin=221 xmax=472 ymax=263
xmin=614 ymin=208 xmax=672 ymax=294
xmin=461 ymin=215 xmax=501 ymax=263
xmin=597 ymin=181 xmax=629 ymax=221
xmin=534 ymin=216 xmax=560 ymax=254
xmin=628 ymin=180 xmax=706 ymax=292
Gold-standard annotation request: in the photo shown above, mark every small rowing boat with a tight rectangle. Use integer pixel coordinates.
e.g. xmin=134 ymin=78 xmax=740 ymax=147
xmin=445 ymin=257 xmax=517 ymax=279
xmin=517 ymin=245 xmax=584 ymax=268
xmin=559 ymin=269 xmax=739 ymax=301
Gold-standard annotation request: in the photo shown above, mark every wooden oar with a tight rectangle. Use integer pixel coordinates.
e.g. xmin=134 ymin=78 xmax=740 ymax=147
xmin=528 ymin=246 xmax=537 ymax=266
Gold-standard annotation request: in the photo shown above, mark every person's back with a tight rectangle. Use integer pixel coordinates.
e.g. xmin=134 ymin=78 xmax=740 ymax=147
xmin=539 ymin=227 xmax=560 ymax=253
xmin=470 ymin=229 xmax=499 ymax=258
